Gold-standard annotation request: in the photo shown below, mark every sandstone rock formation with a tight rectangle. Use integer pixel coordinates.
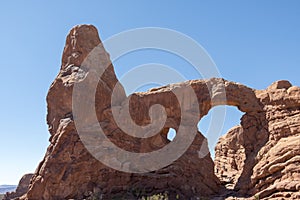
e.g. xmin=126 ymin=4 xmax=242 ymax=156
xmin=214 ymin=125 xmax=246 ymax=189
xmin=215 ymin=81 xmax=300 ymax=199
xmin=4 ymin=174 xmax=33 ymax=200
xmin=13 ymin=25 xmax=300 ymax=200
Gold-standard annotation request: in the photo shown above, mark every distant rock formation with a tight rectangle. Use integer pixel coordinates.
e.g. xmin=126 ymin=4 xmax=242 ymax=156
xmin=0 ymin=185 xmax=16 ymax=195
xmin=4 ymin=174 xmax=33 ymax=200
xmin=14 ymin=25 xmax=300 ymax=200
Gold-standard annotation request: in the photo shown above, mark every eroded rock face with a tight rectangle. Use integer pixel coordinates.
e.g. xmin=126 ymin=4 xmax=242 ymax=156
xmin=17 ymin=25 xmax=300 ymax=200
xmin=214 ymin=125 xmax=246 ymax=189
xmin=23 ymin=25 xmax=223 ymax=200
xmin=215 ymin=81 xmax=300 ymax=199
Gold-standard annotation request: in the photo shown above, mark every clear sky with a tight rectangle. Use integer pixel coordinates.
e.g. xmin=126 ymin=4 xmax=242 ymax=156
xmin=0 ymin=1 xmax=299 ymax=185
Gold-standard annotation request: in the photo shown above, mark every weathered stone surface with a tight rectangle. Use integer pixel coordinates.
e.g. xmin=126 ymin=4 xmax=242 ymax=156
xmin=214 ymin=125 xmax=246 ymax=189
xmin=16 ymin=25 xmax=300 ymax=200
xmin=4 ymin=174 xmax=33 ymax=200
xmin=22 ymin=25 xmax=222 ymax=200
xmin=215 ymin=80 xmax=300 ymax=199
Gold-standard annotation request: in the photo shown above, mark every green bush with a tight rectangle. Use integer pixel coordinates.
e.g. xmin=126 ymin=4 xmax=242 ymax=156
xmin=140 ymin=192 xmax=168 ymax=200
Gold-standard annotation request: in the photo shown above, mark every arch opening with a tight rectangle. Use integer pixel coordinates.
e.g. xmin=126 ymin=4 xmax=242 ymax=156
xmin=167 ymin=128 xmax=176 ymax=141
xmin=198 ymin=105 xmax=246 ymax=189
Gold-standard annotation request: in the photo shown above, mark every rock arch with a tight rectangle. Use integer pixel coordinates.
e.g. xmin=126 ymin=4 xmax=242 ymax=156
xmin=19 ymin=25 xmax=300 ymax=200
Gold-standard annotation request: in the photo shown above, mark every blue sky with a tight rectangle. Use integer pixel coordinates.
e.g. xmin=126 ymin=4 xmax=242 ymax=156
xmin=0 ymin=1 xmax=300 ymax=185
